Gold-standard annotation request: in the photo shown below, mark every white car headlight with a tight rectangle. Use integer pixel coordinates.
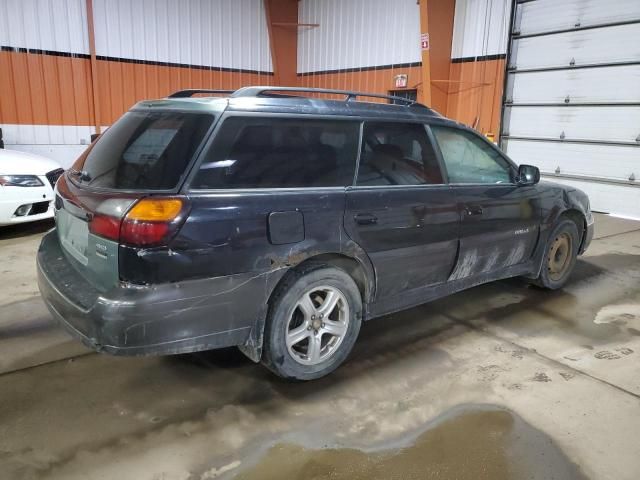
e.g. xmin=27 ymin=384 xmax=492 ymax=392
xmin=0 ymin=175 xmax=45 ymax=187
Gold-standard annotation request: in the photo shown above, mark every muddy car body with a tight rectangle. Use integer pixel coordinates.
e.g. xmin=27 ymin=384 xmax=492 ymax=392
xmin=37 ymin=86 xmax=594 ymax=380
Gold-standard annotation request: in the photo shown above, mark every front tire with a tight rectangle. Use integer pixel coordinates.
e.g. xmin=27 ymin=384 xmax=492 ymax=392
xmin=262 ymin=263 xmax=362 ymax=381
xmin=533 ymin=218 xmax=580 ymax=289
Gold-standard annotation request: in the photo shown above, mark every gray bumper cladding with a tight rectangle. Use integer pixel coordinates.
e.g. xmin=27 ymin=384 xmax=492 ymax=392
xmin=37 ymin=230 xmax=270 ymax=356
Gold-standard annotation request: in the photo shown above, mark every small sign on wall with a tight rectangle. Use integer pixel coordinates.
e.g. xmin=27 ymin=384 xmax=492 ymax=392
xmin=421 ymin=33 xmax=430 ymax=51
xmin=394 ymin=74 xmax=408 ymax=89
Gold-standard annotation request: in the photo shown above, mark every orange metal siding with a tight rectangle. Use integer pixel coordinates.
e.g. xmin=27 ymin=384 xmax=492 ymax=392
xmin=0 ymin=52 xmax=273 ymax=125
xmin=426 ymin=0 xmax=456 ymax=115
xmin=446 ymin=58 xmax=506 ymax=136
xmin=0 ymin=51 xmax=275 ymax=127
xmin=1 ymin=0 xmax=507 ymax=138
xmin=264 ymin=0 xmax=298 ymax=86
xmin=297 ymin=59 xmax=505 ymax=137
xmin=96 ymin=61 xmax=273 ymax=124
xmin=299 ymin=65 xmax=423 ymax=102
xmin=0 ymin=51 xmax=94 ymax=126
xmin=1 ymin=0 xmax=274 ymax=130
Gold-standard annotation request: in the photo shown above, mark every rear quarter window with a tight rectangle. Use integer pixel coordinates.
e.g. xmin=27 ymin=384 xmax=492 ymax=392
xmin=80 ymin=111 xmax=213 ymax=190
xmin=191 ymin=117 xmax=360 ymax=189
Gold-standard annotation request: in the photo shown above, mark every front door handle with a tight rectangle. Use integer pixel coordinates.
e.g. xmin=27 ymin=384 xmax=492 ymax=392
xmin=464 ymin=205 xmax=483 ymax=216
xmin=354 ymin=213 xmax=378 ymax=225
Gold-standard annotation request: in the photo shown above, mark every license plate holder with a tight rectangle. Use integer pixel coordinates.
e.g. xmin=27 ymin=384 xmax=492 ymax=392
xmin=57 ymin=209 xmax=89 ymax=266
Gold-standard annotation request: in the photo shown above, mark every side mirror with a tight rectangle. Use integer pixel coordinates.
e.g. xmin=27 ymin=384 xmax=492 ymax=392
xmin=517 ymin=164 xmax=540 ymax=186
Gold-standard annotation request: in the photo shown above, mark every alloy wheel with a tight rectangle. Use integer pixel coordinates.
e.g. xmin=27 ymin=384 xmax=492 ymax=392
xmin=285 ymin=286 xmax=349 ymax=365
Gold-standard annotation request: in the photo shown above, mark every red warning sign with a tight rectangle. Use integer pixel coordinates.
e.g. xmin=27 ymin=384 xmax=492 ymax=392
xmin=421 ymin=33 xmax=430 ymax=51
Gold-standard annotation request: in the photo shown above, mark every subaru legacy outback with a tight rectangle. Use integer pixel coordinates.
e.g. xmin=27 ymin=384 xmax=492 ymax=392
xmin=38 ymin=87 xmax=594 ymax=380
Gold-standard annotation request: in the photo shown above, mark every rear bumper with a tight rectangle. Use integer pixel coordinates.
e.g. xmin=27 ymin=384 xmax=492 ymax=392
xmin=37 ymin=230 xmax=268 ymax=356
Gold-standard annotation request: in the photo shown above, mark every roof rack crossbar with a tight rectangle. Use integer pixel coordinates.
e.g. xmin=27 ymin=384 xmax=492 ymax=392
xmin=230 ymin=86 xmax=426 ymax=107
xmin=168 ymin=89 xmax=234 ymax=98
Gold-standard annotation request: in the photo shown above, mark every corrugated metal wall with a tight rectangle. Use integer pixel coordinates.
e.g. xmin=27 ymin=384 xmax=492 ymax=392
xmin=447 ymin=0 xmax=512 ymax=136
xmin=296 ymin=0 xmax=510 ymax=135
xmin=0 ymin=0 xmax=94 ymax=165
xmin=0 ymin=0 xmax=273 ymax=168
xmin=298 ymin=0 xmax=421 ymax=73
xmin=94 ymin=0 xmax=271 ymax=71
xmin=297 ymin=0 xmax=422 ymax=97
xmin=451 ymin=0 xmax=510 ymax=58
xmin=93 ymin=0 xmax=273 ymax=125
xmin=1 ymin=0 xmax=514 ymax=168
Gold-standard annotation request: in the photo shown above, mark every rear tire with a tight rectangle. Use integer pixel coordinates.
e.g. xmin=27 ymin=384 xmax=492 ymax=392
xmin=533 ymin=218 xmax=579 ymax=289
xmin=262 ymin=263 xmax=362 ymax=381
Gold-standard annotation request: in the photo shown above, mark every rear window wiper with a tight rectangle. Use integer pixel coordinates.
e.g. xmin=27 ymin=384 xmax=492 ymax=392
xmin=69 ymin=168 xmax=92 ymax=182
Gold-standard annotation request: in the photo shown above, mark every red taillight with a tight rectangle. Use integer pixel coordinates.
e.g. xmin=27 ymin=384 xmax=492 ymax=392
xmin=120 ymin=220 xmax=169 ymax=246
xmin=89 ymin=214 xmax=122 ymax=241
xmin=89 ymin=197 xmax=185 ymax=247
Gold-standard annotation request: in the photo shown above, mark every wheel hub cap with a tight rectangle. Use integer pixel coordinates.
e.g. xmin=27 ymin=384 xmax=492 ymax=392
xmin=547 ymin=232 xmax=572 ymax=281
xmin=286 ymin=286 xmax=349 ymax=365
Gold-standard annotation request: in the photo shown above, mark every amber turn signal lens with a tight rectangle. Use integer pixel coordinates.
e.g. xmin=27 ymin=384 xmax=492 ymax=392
xmin=126 ymin=198 xmax=183 ymax=222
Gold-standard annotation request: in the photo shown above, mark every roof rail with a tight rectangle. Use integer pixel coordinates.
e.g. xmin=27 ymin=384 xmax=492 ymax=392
xmin=167 ymin=89 xmax=234 ymax=98
xmin=230 ymin=86 xmax=427 ymax=107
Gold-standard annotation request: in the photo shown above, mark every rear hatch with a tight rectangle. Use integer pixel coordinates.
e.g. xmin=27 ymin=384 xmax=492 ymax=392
xmin=54 ymin=109 xmax=215 ymax=291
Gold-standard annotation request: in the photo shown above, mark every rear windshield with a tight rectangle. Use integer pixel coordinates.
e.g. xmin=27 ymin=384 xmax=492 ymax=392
xmin=80 ymin=111 xmax=213 ymax=190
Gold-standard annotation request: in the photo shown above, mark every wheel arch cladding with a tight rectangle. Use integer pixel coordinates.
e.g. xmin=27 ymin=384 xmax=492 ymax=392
xmin=293 ymin=253 xmax=371 ymax=303
xmin=560 ymin=209 xmax=586 ymax=246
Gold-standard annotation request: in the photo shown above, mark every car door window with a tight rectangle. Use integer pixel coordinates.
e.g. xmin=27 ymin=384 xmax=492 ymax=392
xmin=431 ymin=126 xmax=513 ymax=184
xmin=356 ymin=122 xmax=444 ymax=186
xmin=191 ymin=117 xmax=359 ymax=189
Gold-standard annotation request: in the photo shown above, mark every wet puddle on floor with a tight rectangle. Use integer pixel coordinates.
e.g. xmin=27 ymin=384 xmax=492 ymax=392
xmin=232 ymin=405 xmax=587 ymax=480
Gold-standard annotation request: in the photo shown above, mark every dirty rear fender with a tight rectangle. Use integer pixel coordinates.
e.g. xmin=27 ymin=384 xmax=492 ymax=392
xmin=238 ymin=236 xmax=376 ymax=362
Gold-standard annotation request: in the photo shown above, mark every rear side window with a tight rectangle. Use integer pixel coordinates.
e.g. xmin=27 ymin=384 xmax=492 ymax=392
xmin=81 ymin=111 xmax=213 ymax=190
xmin=191 ymin=117 xmax=359 ymax=189
xmin=356 ymin=122 xmax=444 ymax=186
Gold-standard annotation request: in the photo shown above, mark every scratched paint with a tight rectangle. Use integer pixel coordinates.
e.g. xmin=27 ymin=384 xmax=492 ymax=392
xmin=449 ymin=248 xmax=479 ymax=280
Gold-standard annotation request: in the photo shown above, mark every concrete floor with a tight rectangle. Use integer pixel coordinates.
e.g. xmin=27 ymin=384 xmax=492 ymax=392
xmin=0 ymin=214 xmax=639 ymax=479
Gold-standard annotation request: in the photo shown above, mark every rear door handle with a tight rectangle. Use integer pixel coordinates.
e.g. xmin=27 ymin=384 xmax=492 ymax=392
xmin=464 ymin=205 xmax=483 ymax=216
xmin=354 ymin=213 xmax=378 ymax=225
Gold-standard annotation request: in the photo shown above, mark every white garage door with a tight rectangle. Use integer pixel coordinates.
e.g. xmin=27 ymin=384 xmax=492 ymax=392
xmin=500 ymin=0 xmax=640 ymax=218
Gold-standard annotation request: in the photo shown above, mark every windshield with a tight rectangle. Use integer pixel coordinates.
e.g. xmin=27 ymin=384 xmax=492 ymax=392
xmin=79 ymin=111 xmax=213 ymax=190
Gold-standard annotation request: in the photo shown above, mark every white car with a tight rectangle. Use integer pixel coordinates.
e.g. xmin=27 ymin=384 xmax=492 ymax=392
xmin=0 ymin=149 xmax=64 ymax=226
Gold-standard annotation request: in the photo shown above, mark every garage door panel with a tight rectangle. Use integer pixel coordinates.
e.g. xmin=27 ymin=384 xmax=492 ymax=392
xmin=538 ymin=177 xmax=640 ymax=218
xmin=505 ymin=140 xmax=639 ymax=182
xmin=505 ymin=106 xmax=640 ymax=144
xmin=504 ymin=0 xmax=640 ymax=218
xmin=518 ymin=0 xmax=640 ymax=36
xmin=513 ymin=24 xmax=640 ymax=70
xmin=510 ymin=65 xmax=640 ymax=104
